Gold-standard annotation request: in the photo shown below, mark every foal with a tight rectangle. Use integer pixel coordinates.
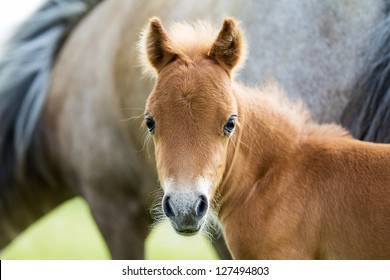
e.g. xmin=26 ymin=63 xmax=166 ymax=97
xmin=140 ymin=17 xmax=390 ymax=259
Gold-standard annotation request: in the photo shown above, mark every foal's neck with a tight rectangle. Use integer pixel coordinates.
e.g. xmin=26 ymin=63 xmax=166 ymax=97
xmin=219 ymin=84 xmax=296 ymax=210
xmin=218 ymin=82 xmax=302 ymax=216
xmin=218 ymin=81 xmax=348 ymax=220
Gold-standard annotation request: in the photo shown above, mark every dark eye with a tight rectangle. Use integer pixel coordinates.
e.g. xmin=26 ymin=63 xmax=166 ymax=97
xmin=223 ymin=115 xmax=237 ymax=136
xmin=145 ymin=116 xmax=156 ymax=134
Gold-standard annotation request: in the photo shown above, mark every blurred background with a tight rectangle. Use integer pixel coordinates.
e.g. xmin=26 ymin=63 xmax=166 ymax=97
xmin=0 ymin=0 xmax=217 ymax=260
xmin=0 ymin=0 xmax=44 ymax=55
xmin=0 ymin=197 xmax=218 ymax=259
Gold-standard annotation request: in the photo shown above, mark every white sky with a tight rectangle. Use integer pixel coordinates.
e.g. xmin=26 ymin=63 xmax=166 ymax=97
xmin=0 ymin=0 xmax=45 ymax=54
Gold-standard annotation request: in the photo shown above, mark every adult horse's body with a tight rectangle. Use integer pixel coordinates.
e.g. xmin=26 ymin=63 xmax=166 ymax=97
xmin=142 ymin=17 xmax=390 ymax=259
xmin=1 ymin=0 xmax=390 ymax=259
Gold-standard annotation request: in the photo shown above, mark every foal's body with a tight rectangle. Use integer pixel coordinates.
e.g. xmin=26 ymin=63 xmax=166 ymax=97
xmin=142 ymin=18 xmax=390 ymax=259
xmin=221 ymin=84 xmax=390 ymax=259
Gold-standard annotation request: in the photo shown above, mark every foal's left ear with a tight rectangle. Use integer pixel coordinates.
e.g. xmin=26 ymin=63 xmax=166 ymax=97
xmin=209 ymin=18 xmax=244 ymax=73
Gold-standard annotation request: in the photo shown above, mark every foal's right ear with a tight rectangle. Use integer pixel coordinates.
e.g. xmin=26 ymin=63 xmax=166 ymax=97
xmin=145 ymin=17 xmax=176 ymax=72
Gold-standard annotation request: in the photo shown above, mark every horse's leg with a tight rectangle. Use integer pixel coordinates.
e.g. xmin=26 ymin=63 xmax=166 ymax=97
xmin=0 ymin=181 xmax=74 ymax=249
xmin=83 ymin=181 xmax=232 ymax=259
xmin=212 ymin=234 xmax=232 ymax=260
xmin=82 ymin=183 xmax=152 ymax=260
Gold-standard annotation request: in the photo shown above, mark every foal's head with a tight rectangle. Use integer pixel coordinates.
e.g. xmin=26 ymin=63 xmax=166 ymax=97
xmin=142 ymin=17 xmax=244 ymax=235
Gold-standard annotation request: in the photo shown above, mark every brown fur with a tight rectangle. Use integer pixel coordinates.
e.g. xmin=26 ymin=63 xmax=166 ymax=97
xmin=142 ymin=17 xmax=390 ymax=259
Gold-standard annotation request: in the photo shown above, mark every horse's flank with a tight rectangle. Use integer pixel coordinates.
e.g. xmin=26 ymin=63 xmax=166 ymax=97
xmin=43 ymin=0 xmax=159 ymax=259
xmin=143 ymin=18 xmax=390 ymax=259
xmin=0 ymin=0 xmax=102 ymax=248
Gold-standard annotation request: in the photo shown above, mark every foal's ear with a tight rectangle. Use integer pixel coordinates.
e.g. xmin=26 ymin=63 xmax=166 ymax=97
xmin=209 ymin=18 xmax=244 ymax=73
xmin=145 ymin=17 xmax=176 ymax=72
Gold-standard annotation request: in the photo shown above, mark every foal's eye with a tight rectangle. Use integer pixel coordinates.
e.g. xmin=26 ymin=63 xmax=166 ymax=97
xmin=145 ymin=116 xmax=156 ymax=134
xmin=223 ymin=115 xmax=237 ymax=136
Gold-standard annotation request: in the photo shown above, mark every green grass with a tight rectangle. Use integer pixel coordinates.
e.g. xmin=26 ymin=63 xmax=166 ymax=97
xmin=146 ymin=221 xmax=218 ymax=260
xmin=0 ymin=197 xmax=218 ymax=260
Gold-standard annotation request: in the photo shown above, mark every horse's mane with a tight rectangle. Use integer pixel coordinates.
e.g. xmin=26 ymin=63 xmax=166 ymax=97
xmin=138 ymin=19 xmax=247 ymax=77
xmin=242 ymin=81 xmax=350 ymax=140
xmin=341 ymin=9 xmax=390 ymax=143
xmin=0 ymin=0 xmax=103 ymax=187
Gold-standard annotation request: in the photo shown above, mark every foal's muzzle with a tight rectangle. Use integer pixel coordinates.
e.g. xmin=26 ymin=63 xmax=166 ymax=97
xmin=162 ymin=193 xmax=208 ymax=236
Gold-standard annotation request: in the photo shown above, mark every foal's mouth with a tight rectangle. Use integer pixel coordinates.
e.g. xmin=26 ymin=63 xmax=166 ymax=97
xmin=171 ymin=222 xmax=203 ymax=236
xmin=174 ymin=226 xmax=201 ymax=236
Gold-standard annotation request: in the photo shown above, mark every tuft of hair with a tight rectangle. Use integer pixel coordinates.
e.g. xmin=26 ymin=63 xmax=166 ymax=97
xmin=138 ymin=17 xmax=247 ymax=78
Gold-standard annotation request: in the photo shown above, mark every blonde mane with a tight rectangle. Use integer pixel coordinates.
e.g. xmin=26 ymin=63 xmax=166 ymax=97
xmin=245 ymin=81 xmax=351 ymax=140
xmin=138 ymin=19 xmax=247 ymax=77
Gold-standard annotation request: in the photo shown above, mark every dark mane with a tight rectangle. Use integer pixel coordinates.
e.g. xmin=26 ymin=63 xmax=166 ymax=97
xmin=0 ymin=0 xmax=103 ymax=187
xmin=341 ymin=6 xmax=390 ymax=143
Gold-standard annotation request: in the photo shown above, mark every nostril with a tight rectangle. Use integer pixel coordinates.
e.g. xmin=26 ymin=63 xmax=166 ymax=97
xmin=195 ymin=195 xmax=208 ymax=218
xmin=163 ymin=196 xmax=175 ymax=218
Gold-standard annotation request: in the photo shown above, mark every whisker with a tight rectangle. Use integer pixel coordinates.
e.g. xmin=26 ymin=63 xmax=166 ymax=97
xmin=201 ymin=207 xmax=221 ymax=241
xmin=232 ymin=123 xmax=251 ymax=150
xmin=199 ymin=187 xmax=222 ymax=241
xmin=121 ymin=113 xmax=144 ymax=122
xmin=147 ymin=187 xmax=166 ymax=230
xmin=120 ymin=107 xmax=145 ymax=111
xmin=232 ymin=133 xmax=250 ymax=150
xmin=244 ymin=121 xmax=257 ymax=135
xmin=138 ymin=131 xmax=153 ymax=156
